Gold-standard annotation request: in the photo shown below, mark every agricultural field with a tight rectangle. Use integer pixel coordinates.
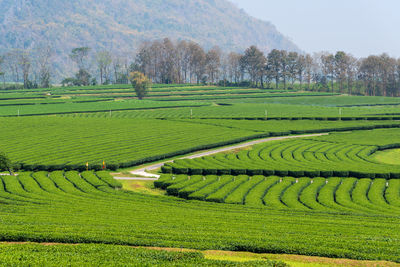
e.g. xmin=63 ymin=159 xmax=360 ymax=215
xmin=0 ymin=117 xmax=260 ymax=170
xmin=0 ymin=171 xmax=399 ymax=264
xmin=156 ymin=174 xmax=400 ymax=214
xmin=1 ymin=84 xmax=400 ymax=265
xmin=165 ymin=128 xmax=400 ymax=178
xmin=3 ymin=84 xmax=400 ymax=118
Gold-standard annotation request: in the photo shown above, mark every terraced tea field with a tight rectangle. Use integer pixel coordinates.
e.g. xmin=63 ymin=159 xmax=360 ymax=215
xmin=0 ymin=117 xmax=259 ymax=170
xmin=0 ymin=171 xmax=399 ymax=263
xmin=166 ymin=128 xmax=400 ymax=178
xmin=156 ymin=174 xmax=400 ymax=213
xmin=2 ymin=84 xmax=400 ymax=265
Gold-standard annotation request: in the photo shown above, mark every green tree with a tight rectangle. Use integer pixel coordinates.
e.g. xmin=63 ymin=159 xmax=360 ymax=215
xmin=70 ymin=47 xmax=91 ymax=86
xmin=0 ymin=152 xmax=13 ymax=175
xmin=129 ymin=72 xmax=151 ymax=100
xmin=241 ymin=46 xmax=266 ymax=87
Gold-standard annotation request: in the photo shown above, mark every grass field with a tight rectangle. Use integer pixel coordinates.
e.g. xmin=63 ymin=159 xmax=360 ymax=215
xmin=1 ymin=84 xmax=400 ymax=265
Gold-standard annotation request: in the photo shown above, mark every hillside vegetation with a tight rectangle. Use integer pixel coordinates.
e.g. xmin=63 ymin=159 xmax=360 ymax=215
xmin=0 ymin=0 xmax=298 ymax=77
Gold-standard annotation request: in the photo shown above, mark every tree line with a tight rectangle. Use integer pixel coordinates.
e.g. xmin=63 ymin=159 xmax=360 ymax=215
xmin=1 ymin=38 xmax=400 ymax=96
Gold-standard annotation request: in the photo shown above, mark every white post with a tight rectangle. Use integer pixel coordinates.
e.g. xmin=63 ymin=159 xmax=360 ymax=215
xmin=190 ymin=109 xmax=193 ymax=119
xmin=110 ymin=110 xmax=112 ymax=117
xmin=18 ymin=109 xmax=20 ymax=117
xmin=265 ymin=110 xmax=268 ymax=120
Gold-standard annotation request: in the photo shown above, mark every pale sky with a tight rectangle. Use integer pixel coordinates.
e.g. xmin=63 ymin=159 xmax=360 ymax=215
xmin=230 ymin=0 xmax=400 ymax=58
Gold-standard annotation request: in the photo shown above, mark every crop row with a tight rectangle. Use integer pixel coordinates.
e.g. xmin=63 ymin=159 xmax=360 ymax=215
xmin=0 ymin=117 xmax=259 ymax=171
xmin=0 ymin=172 xmax=399 ymax=262
xmin=155 ymin=174 xmax=400 ymax=215
xmin=165 ymin=128 xmax=400 ymax=178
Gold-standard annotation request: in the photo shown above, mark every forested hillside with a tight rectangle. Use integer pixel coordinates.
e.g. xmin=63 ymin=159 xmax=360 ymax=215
xmin=0 ymin=0 xmax=298 ymax=78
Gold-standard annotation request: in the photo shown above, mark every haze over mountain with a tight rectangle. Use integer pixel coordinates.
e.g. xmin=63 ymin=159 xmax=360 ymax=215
xmin=0 ymin=0 xmax=299 ymax=79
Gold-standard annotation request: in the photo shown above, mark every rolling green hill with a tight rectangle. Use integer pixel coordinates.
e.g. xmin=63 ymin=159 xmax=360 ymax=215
xmin=0 ymin=0 xmax=299 ymax=78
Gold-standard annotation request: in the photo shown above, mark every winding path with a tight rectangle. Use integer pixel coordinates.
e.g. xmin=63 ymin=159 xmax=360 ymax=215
xmin=114 ymin=133 xmax=328 ymax=180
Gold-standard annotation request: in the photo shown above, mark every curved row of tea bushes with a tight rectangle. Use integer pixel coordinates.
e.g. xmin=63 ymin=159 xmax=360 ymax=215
xmin=155 ymin=174 xmax=400 ymax=216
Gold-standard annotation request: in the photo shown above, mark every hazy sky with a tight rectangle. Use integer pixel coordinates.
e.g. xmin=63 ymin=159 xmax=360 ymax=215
xmin=230 ymin=0 xmax=400 ymax=58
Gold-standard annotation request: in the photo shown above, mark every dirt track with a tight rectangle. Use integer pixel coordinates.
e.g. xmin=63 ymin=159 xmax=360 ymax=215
xmin=114 ymin=133 xmax=328 ymax=180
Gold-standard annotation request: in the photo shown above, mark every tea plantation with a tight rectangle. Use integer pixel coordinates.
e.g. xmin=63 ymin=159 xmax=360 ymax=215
xmin=1 ymin=84 xmax=400 ymax=265
xmin=0 ymin=171 xmax=399 ymax=263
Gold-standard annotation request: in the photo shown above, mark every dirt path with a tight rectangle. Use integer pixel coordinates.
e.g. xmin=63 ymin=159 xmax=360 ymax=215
xmin=114 ymin=133 xmax=327 ymax=180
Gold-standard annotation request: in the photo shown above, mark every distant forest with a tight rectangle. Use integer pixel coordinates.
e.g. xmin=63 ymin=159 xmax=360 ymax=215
xmin=0 ymin=38 xmax=399 ymax=97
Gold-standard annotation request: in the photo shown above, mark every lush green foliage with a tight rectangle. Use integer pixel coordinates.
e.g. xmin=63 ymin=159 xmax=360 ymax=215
xmin=0 ymin=117 xmax=258 ymax=170
xmin=156 ymin=174 xmax=400 ymax=215
xmin=166 ymin=128 xmax=400 ymax=178
xmin=179 ymin=119 xmax=400 ymax=133
xmin=0 ymin=171 xmax=399 ymax=263
xmin=0 ymin=243 xmax=281 ymax=266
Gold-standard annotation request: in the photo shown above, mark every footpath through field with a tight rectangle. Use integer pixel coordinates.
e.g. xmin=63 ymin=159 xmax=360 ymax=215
xmin=114 ymin=133 xmax=328 ymax=180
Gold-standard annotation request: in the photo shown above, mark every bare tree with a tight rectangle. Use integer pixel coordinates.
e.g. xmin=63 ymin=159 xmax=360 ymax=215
xmin=70 ymin=47 xmax=91 ymax=71
xmin=205 ymin=46 xmax=221 ymax=84
xmin=96 ymin=50 xmax=112 ymax=84
xmin=188 ymin=42 xmax=206 ymax=84
xmin=177 ymin=40 xmax=191 ymax=83
xmin=304 ymin=54 xmax=314 ymax=90
xmin=267 ymin=49 xmax=282 ymax=89
xmin=227 ymin=52 xmax=242 ymax=84
xmin=36 ymin=45 xmax=53 ymax=88
xmin=287 ymin=52 xmax=299 ymax=88
xmin=0 ymin=55 xmax=5 ymax=89
xmin=5 ymin=50 xmax=20 ymax=84
xmin=17 ymin=50 xmax=31 ymax=89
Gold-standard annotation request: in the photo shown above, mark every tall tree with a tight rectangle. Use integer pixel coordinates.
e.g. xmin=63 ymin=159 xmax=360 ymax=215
xmin=321 ymin=53 xmax=335 ymax=92
xmin=205 ymin=47 xmax=221 ymax=84
xmin=70 ymin=47 xmax=91 ymax=70
xmin=241 ymin=46 xmax=266 ymax=87
xmin=227 ymin=52 xmax=242 ymax=84
xmin=129 ymin=71 xmax=151 ymax=100
xmin=287 ymin=52 xmax=299 ymax=88
xmin=280 ymin=50 xmax=289 ymax=89
xmin=188 ymin=42 xmax=206 ymax=84
xmin=267 ymin=49 xmax=282 ymax=89
xmin=5 ymin=50 xmax=20 ymax=84
xmin=70 ymin=47 xmax=91 ymax=86
xmin=0 ymin=55 xmax=5 ymax=89
xmin=176 ymin=40 xmax=191 ymax=83
xmin=304 ymin=54 xmax=314 ymax=90
xmin=334 ymin=51 xmax=349 ymax=93
xmin=17 ymin=49 xmax=31 ymax=89
xmin=96 ymin=50 xmax=112 ymax=84
xmin=36 ymin=45 xmax=53 ymax=88
xmin=296 ymin=55 xmax=306 ymax=89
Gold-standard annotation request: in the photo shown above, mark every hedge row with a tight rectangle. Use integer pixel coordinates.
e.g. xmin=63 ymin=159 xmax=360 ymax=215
xmin=12 ymin=133 xmax=271 ymax=172
xmin=12 ymin=123 xmax=400 ymax=172
xmin=162 ymin=166 xmax=400 ymax=179
xmin=195 ymin=116 xmax=400 ymax=121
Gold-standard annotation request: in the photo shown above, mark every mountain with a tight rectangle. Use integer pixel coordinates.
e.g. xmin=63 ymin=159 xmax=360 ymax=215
xmin=0 ymin=0 xmax=300 ymax=80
